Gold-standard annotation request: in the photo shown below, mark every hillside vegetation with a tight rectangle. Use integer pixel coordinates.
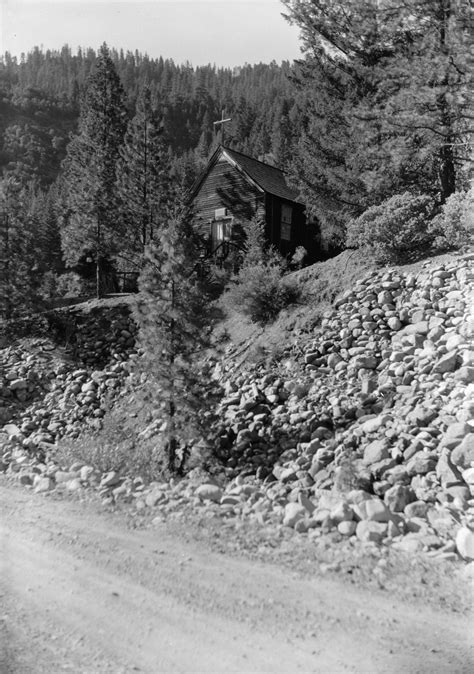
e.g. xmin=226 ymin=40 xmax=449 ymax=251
xmin=1 ymin=248 xmax=473 ymax=569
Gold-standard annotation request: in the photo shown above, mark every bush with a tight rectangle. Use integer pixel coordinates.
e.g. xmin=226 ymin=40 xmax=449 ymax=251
xmin=52 ymin=403 xmax=170 ymax=482
xmin=54 ymin=435 xmax=168 ymax=481
xmin=56 ymin=271 xmax=90 ymax=297
xmin=223 ymin=218 xmax=300 ymax=325
xmin=346 ymin=192 xmax=434 ymax=264
xmin=428 ymin=188 xmax=474 ymax=251
xmin=0 ymin=313 xmax=50 ymax=342
xmin=226 ymin=261 xmax=299 ymax=325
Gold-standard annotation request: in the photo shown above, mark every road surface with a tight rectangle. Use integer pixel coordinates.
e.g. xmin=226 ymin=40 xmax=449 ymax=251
xmin=0 ymin=481 xmax=472 ymax=673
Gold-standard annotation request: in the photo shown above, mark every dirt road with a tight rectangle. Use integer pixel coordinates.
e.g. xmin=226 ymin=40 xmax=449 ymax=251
xmin=0 ymin=481 xmax=472 ymax=674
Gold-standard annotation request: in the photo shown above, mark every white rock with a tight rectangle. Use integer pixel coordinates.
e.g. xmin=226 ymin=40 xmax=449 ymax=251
xmin=283 ymin=502 xmax=306 ymax=527
xmin=338 ymin=520 xmax=357 ymax=536
xmin=455 ymin=527 xmax=474 ymax=560
xmin=195 ymin=484 xmax=222 ymax=502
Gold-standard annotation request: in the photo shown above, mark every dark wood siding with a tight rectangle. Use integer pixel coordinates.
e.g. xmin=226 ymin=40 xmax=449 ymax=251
xmin=192 ymin=159 xmax=263 ymax=240
xmin=265 ymin=194 xmax=307 ymax=258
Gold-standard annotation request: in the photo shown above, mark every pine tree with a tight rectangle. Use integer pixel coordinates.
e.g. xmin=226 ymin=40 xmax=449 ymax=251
xmin=116 ymin=85 xmax=172 ymax=269
xmin=61 ymin=43 xmax=127 ymax=297
xmin=0 ymin=178 xmax=44 ymax=319
xmin=271 ymin=99 xmax=294 ymax=168
xmin=283 ymin=0 xmax=472 ymax=245
xmin=133 ymin=212 xmax=214 ymax=473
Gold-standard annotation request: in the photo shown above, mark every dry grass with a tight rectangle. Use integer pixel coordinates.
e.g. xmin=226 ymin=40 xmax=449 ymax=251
xmin=53 ymin=391 xmax=169 ymax=481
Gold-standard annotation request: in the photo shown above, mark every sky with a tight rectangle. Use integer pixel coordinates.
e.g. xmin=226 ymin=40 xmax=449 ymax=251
xmin=0 ymin=0 xmax=303 ymax=67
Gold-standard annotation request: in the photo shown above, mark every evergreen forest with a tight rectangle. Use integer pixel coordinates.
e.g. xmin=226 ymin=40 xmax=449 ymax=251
xmin=0 ymin=0 xmax=472 ymax=319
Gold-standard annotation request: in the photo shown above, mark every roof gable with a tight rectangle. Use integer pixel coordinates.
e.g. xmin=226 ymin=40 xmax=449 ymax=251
xmin=190 ymin=145 xmax=301 ymax=204
xmin=221 ymin=147 xmax=300 ymax=203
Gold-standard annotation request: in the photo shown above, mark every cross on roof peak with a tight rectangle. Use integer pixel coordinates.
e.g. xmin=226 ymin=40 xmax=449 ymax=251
xmin=213 ymin=109 xmax=232 ymax=143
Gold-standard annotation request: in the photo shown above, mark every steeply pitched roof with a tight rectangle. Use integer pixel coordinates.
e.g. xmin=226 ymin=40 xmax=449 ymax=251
xmin=221 ymin=147 xmax=301 ymax=203
xmin=189 ymin=145 xmax=302 ymax=204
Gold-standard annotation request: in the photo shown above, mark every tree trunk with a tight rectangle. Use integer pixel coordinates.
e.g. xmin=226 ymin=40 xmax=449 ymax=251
xmin=96 ymin=216 xmax=102 ymax=299
xmin=167 ymin=399 xmax=176 ymax=472
xmin=0 ymin=213 xmax=12 ymax=319
xmin=437 ymin=0 xmax=456 ymax=202
xmin=438 ymin=140 xmax=456 ymax=202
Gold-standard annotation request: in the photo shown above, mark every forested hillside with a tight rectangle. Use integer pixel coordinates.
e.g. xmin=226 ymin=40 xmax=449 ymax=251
xmin=0 ymin=45 xmax=307 ymax=313
xmin=0 ymin=45 xmax=299 ymax=185
xmin=0 ymin=0 xmax=472 ymax=321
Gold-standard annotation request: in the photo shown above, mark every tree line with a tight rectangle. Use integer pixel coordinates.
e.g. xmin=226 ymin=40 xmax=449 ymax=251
xmin=0 ymin=43 xmax=303 ymax=315
xmin=0 ymin=0 xmax=472 ymax=318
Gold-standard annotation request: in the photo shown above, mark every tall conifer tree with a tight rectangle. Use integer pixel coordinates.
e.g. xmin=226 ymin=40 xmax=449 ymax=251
xmin=133 ymin=213 xmax=213 ymax=473
xmin=0 ymin=178 xmax=44 ymax=318
xmin=282 ymin=0 xmax=472 ymax=246
xmin=61 ymin=43 xmax=127 ymax=297
xmin=116 ymin=85 xmax=172 ymax=268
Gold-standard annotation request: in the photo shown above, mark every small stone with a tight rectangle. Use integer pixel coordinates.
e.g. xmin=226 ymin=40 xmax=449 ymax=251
xmin=363 ymin=440 xmax=390 ymax=466
xmin=436 ymin=448 xmax=463 ymax=487
xmin=54 ymin=471 xmax=76 ymax=483
xmin=365 ymin=499 xmax=391 ymax=522
xmin=433 ymin=351 xmax=458 ymax=374
xmin=455 ymin=527 xmax=474 ymax=560
xmin=195 ymin=484 xmax=223 ymax=502
xmin=9 ymin=379 xmax=28 ymax=391
xmin=18 ymin=473 xmax=33 ymax=486
xmin=34 ymin=476 xmax=52 ymax=493
xmin=294 ymin=519 xmax=309 ymax=533
xmin=80 ymin=465 xmax=94 ymax=482
xmin=393 ymin=535 xmax=424 ymax=554
xmin=100 ymin=471 xmax=122 ymax=488
xmin=384 ymin=484 xmax=413 ymax=512
xmin=356 ymin=520 xmax=387 ymax=543
xmin=454 ymin=366 xmax=474 ymax=384
xmin=66 ymin=478 xmax=82 ymax=491
xmin=353 ymin=355 xmax=378 ymax=370
xmin=462 ymin=467 xmax=474 ymax=487
xmin=442 ymin=423 xmax=469 ymax=450
xmin=451 ymin=434 xmax=474 ymax=469
xmin=3 ymin=424 xmax=21 ymax=438
xmin=298 ymin=493 xmax=316 ymax=514
xmin=444 ymin=484 xmax=470 ymax=503
xmin=386 ymin=519 xmax=402 ymax=538
xmin=404 ymin=501 xmax=429 ymax=519
xmin=283 ymin=502 xmax=306 ymax=527
xmin=387 ymin=317 xmax=402 ymax=331
xmin=427 ymin=509 xmax=454 ymax=537
xmin=338 ymin=520 xmax=357 ymax=536
xmin=145 ymin=489 xmax=166 ymax=507
xmin=330 ymin=501 xmax=353 ymax=524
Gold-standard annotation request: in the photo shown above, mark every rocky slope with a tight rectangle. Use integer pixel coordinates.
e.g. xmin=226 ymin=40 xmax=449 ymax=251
xmin=1 ymin=252 xmax=473 ymax=562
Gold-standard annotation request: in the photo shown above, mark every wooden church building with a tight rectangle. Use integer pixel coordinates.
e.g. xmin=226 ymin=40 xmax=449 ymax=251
xmin=189 ymin=145 xmax=311 ymax=261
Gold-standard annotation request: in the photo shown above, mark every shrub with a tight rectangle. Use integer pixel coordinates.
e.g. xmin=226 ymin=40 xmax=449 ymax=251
xmin=52 ymin=402 xmax=170 ymax=482
xmin=346 ymin=192 xmax=434 ymax=264
xmin=428 ymin=188 xmax=474 ymax=251
xmin=290 ymin=246 xmax=307 ymax=270
xmin=226 ymin=261 xmax=299 ymax=325
xmin=56 ymin=271 xmax=90 ymax=297
xmin=223 ymin=219 xmax=299 ymax=325
xmin=54 ymin=435 xmax=168 ymax=481
xmin=0 ymin=313 xmax=50 ymax=342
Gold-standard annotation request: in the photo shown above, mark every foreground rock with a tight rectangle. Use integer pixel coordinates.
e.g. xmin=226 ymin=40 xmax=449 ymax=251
xmin=1 ymin=252 xmax=473 ymax=561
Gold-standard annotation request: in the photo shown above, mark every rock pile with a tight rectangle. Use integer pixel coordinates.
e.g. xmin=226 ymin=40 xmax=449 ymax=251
xmin=203 ymin=252 xmax=474 ymax=559
xmin=0 ymin=341 xmax=135 ymax=464
xmin=1 ymin=253 xmax=473 ymax=561
xmin=53 ymin=304 xmax=137 ymax=366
